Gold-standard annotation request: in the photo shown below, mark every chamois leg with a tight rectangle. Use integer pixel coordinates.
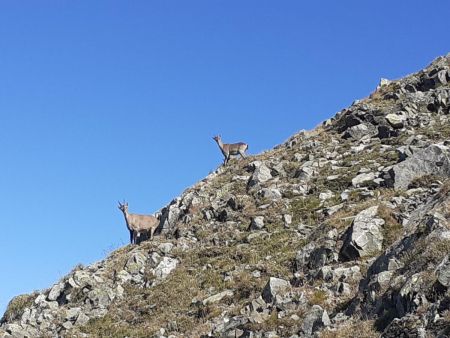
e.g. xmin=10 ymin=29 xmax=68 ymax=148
xmin=129 ymin=229 xmax=133 ymax=244
xmin=239 ymin=150 xmax=246 ymax=159
xmin=150 ymin=228 xmax=154 ymax=240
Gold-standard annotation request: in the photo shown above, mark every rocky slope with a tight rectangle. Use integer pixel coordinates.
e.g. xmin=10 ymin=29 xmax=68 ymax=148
xmin=2 ymin=54 xmax=450 ymax=338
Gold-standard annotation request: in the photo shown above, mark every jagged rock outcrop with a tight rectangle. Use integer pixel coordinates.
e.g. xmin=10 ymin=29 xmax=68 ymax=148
xmin=2 ymin=53 xmax=450 ymax=338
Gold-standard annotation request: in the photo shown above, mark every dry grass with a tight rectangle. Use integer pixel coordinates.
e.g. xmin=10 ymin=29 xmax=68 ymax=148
xmin=290 ymin=195 xmax=321 ymax=225
xmin=80 ymin=224 xmax=304 ymax=337
xmin=308 ymin=289 xmax=328 ymax=307
xmin=320 ymin=320 xmax=379 ymax=338
xmin=378 ymin=204 xmax=403 ymax=248
xmin=1 ymin=293 xmax=38 ymax=323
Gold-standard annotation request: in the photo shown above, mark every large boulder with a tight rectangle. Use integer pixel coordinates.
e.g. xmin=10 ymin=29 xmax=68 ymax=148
xmin=261 ymin=277 xmax=290 ymax=303
xmin=385 ymin=112 xmax=407 ymax=129
xmin=340 ymin=206 xmax=385 ymax=260
xmin=385 ymin=143 xmax=450 ymax=190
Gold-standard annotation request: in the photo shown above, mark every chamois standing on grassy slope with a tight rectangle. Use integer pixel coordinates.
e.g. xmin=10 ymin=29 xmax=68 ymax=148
xmin=118 ymin=201 xmax=159 ymax=244
xmin=213 ymin=135 xmax=248 ymax=165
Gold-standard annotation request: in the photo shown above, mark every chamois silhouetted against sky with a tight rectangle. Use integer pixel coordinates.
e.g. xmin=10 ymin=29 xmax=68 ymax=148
xmin=1 ymin=0 xmax=450 ymax=314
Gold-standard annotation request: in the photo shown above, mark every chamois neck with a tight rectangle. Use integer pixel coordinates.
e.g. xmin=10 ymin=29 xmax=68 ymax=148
xmin=122 ymin=210 xmax=131 ymax=228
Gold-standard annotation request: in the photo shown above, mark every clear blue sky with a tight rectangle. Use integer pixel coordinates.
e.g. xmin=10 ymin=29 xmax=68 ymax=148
xmin=1 ymin=1 xmax=449 ymax=315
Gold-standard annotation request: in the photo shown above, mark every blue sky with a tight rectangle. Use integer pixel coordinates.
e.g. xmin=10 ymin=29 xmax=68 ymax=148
xmin=1 ymin=1 xmax=449 ymax=315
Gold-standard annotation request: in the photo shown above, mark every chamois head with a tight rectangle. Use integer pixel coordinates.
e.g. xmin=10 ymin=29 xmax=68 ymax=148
xmin=213 ymin=135 xmax=221 ymax=142
xmin=118 ymin=201 xmax=128 ymax=213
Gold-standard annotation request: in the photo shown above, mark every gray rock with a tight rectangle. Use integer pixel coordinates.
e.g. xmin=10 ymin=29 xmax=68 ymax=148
xmin=352 ymin=172 xmax=376 ymax=188
xmin=87 ymin=287 xmax=114 ymax=308
xmin=340 ymin=206 xmax=385 ymax=260
xmin=377 ymin=78 xmax=392 ymax=90
xmin=319 ymin=190 xmax=334 ymax=202
xmin=294 ymin=166 xmax=316 ymax=180
xmin=283 ymin=214 xmax=292 ymax=227
xmin=436 ymin=255 xmax=450 ymax=287
xmin=158 ymin=242 xmax=174 ymax=254
xmin=259 ymin=188 xmax=282 ymax=200
xmin=65 ymin=307 xmax=81 ymax=321
xmin=302 ymin=305 xmax=331 ymax=336
xmin=436 ymin=69 xmax=449 ymax=85
xmin=332 ymin=266 xmax=362 ymax=281
xmin=47 ymin=282 xmax=65 ymax=302
xmin=385 ymin=112 xmax=407 ymax=128
xmin=248 ymin=163 xmax=272 ymax=187
xmin=3 ymin=323 xmax=38 ymax=338
xmin=346 ymin=123 xmax=377 ymax=140
xmin=374 ymin=270 xmax=394 ymax=290
xmin=159 ymin=200 xmax=181 ymax=234
xmin=202 ymin=290 xmax=234 ymax=305
xmin=262 ymin=277 xmax=290 ymax=303
xmin=250 ymin=216 xmax=265 ymax=230
xmin=116 ymin=269 xmax=133 ymax=284
xmin=300 ymin=246 xmax=337 ymax=270
xmin=70 ymin=270 xmax=93 ymax=288
xmin=125 ymin=251 xmax=147 ymax=275
xmin=387 ymin=143 xmax=450 ymax=190
xmin=154 ymin=257 xmax=178 ymax=280
xmin=62 ymin=321 xmax=73 ymax=330
xmin=74 ymin=312 xmax=90 ymax=326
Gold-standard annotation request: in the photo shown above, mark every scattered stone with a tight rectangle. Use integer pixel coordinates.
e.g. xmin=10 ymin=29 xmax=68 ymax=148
xmin=158 ymin=243 xmax=174 ymax=254
xmin=352 ymin=172 xmax=376 ymax=188
xmin=319 ymin=190 xmax=334 ymax=202
xmin=283 ymin=214 xmax=292 ymax=227
xmin=250 ymin=216 xmax=265 ymax=230
xmin=203 ymin=290 xmax=234 ymax=305
xmin=302 ymin=305 xmax=331 ymax=336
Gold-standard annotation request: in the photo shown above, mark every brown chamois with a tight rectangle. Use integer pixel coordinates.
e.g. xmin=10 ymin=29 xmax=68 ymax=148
xmin=118 ymin=201 xmax=159 ymax=244
xmin=213 ymin=135 xmax=248 ymax=165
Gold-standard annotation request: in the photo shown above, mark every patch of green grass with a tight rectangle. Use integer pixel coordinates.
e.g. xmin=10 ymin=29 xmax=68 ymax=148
xmin=80 ymin=315 xmax=148 ymax=338
xmin=401 ymin=238 xmax=450 ymax=274
xmin=418 ymin=121 xmax=450 ymax=142
xmin=290 ymin=195 xmax=321 ymax=225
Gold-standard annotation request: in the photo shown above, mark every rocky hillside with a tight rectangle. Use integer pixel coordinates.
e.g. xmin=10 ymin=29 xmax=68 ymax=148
xmin=2 ymin=54 xmax=450 ymax=338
